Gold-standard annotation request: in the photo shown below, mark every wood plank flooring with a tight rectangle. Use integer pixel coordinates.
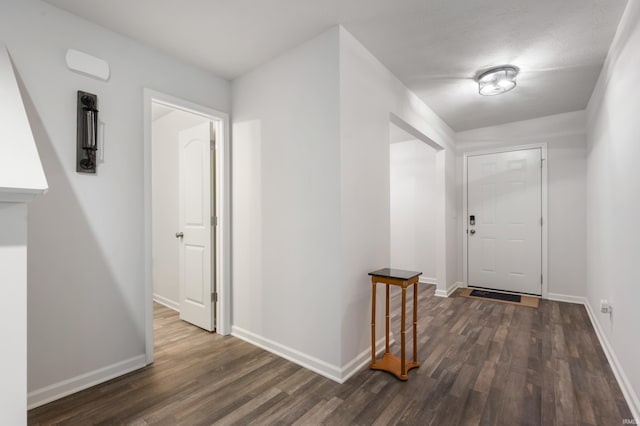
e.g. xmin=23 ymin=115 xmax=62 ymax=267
xmin=28 ymin=285 xmax=633 ymax=425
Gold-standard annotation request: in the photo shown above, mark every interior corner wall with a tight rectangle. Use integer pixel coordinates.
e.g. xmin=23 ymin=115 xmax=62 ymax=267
xmin=338 ymin=27 xmax=457 ymax=368
xmin=456 ymin=110 xmax=588 ymax=298
xmin=390 ymin=140 xmax=438 ymax=281
xmin=585 ymin=0 xmax=640 ymax=418
xmin=0 ymin=0 xmax=230 ymax=405
xmin=151 ymin=110 xmax=210 ymax=309
xmin=231 ymin=27 xmax=342 ymax=372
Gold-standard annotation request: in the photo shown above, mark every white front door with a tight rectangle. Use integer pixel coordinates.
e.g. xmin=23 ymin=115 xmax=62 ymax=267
xmin=467 ymin=148 xmax=542 ymax=295
xmin=178 ymin=122 xmax=214 ymax=331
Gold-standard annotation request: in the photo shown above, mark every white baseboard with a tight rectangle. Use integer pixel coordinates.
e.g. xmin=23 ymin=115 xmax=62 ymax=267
xmin=458 ymin=288 xmax=639 ymax=419
xmin=153 ymin=293 xmax=179 ymax=312
xmin=27 ymin=354 xmax=146 ymax=410
xmin=546 ymin=292 xmax=586 ymax=305
xmin=583 ymin=299 xmax=640 ymax=423
xmin=545 ymin=292 xmax=639 ymax=421
xmin=231 ymin=326 xmax=342 ymax=382
xmin=231 ymin=327 xmax=395 ymax=384
xmin=419 ymin=276 xmax=437 ymax=285
xmin=435 ymin=281 xmax=462 ymax=298
xmin=339 ymin=335 xmax=395 ymax=383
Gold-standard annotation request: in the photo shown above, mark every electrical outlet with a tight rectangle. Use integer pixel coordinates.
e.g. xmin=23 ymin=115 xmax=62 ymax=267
xmin=600 ymin=299 xmax=612 ymax=314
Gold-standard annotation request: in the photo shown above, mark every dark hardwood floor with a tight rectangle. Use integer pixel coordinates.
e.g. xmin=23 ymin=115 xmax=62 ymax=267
xmin=28 ymin=285 xmax=633 ymax=425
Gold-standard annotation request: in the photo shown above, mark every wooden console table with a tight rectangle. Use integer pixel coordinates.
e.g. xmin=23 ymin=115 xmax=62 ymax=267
xmin=368 ymin=268 xmax=421 ymax=380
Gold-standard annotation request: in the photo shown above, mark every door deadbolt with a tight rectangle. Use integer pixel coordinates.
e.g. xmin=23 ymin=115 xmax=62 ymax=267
xmin=175 ymin=232 xmax=184 ymax=239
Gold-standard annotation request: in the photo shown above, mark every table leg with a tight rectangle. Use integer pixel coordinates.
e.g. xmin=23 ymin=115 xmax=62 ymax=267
xmin=371 ymin=279 xmax=376 ymax=366
xmin=413 ymin=282 xmax=418 ymax=363
xmin=385 ymin=284 xmax=390 ymax=354
xmin=401 ymin=285 xmax=407 ymax=379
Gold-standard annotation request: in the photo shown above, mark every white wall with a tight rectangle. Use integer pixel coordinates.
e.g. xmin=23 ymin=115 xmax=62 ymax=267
xmin=0 ymin=40 xmax=47 ymax=425
xmin=0 ymin=0 xmax=230 ymax=407
xmin=232 ymin=26 xmax=457 ymax=380
xmin=0 ymin=203 xmax=28 ymax=425
xmin=456 ymin=110 xmax=587 ymax=298
xmin=151 ymin=109 xmax=209 ymax=309
xmin=231 ymin=27 xmax=343 ymax=371
xmin=585 ymin=0 xmax=640 ymax=419
xmin=338 ymin=27 xmax=457 ymax=367
xmin=390 ymin=140 xmax=437 ymax=281
xmin=0 ymin=43 xmax=47 ymax=199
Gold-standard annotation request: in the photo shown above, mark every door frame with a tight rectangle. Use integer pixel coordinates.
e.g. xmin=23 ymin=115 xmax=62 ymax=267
xmin=143 ymin=89 xmax=231 ymax=364
xmin=461 ymin=143 xmax=548 ymax=298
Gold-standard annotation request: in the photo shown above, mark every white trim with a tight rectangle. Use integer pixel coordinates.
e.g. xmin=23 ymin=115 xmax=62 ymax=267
xmin=27 ymin=355 xmax=146 ymax=410
xmin=583 ymin=300 xmax=640 ymax=422
xmin=152 ymin=293 xmax=179 ymax=312
xmin=340 ymin=335 xmax=395 ymax=383
xmin=539 ymin=293 xmax=639 ymax=421
xmin=232 ymin=326 xmax=393 ymax=384
xmin=546 ymin=292 xmax=586 ymax=305
xmin=435 ymin=281 xmax=462 ymax=298
xmin=419 ymin=276 xmax=438 ymax=285
xmin=231 ymin=326 xmax=341 ymax=382
xmin=462 ymin=143 xmax=548 ymax=298
xmin=143 ymin=89 xmax=231 ymax=366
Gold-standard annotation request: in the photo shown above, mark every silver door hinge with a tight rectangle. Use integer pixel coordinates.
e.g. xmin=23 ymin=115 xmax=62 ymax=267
xmin=212 ymin=292 xmax=218 ymax=303
xmin=541 ymin=275 xmax=543 ymax=284
xmin=211 ymin=216 xmax=217 ymax=226
xmin=541 ymin=158 xmax=545 ymax=168
xmin=210 ymin=139 xmax=216 ymax=150
xmin=540 ymin=217 xmax=543 ymax=226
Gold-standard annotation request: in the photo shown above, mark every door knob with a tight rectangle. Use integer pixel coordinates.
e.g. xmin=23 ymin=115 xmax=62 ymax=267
xmin=175 ymin=232 xmax=184 ymax=239
xmin=469 ymin=229 xmax=476 ymax=235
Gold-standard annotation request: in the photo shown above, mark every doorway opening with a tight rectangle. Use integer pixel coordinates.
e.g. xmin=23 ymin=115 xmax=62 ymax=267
xmin=387 ymin=114 xmax=447 ymax=298
xmin=152 ymin=103 xmax=215 ymax=329
xmin=462 ymin=144 xmax=548 ymax=297
xmin=143 ymin=90 xmax=230 ymax=364
xmin=389 ymin=122 xmax=438 ymax=284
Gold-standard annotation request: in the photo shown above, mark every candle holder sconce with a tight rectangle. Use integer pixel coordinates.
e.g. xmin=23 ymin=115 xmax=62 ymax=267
xmin=76 ymin=90 xmax=98 ymax=174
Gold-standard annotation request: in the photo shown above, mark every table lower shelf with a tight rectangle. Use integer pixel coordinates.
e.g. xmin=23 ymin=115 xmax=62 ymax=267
xmin=370 ymin=352 xmax=420 ymax=381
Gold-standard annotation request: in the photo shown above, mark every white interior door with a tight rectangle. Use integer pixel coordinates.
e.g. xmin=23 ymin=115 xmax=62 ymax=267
xmin=178 ymin=122 xmax=214 ymax=331
xmin=467 ymin=148 xmax=542 ymax=295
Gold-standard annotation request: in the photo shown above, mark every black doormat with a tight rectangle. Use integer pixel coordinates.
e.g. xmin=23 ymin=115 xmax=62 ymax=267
xmin=469 ymin=289 xmax=521 ymax=303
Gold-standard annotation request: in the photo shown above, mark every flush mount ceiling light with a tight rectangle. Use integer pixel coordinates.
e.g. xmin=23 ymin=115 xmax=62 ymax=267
xmin=476 ymin=65 xmax=519 ymax=96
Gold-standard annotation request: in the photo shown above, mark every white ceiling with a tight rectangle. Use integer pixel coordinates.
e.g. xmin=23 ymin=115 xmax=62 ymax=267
xmin=45 ymin=0 xmax=627 ymax=131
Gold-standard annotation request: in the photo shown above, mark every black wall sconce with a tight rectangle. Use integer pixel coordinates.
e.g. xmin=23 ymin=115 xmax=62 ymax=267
xmin=76 ymin=90 xmax=99 ymax=174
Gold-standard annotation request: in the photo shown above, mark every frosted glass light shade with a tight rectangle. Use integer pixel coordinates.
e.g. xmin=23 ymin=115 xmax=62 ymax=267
xmin=477 ymin=66 xmax=518 ymax=96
